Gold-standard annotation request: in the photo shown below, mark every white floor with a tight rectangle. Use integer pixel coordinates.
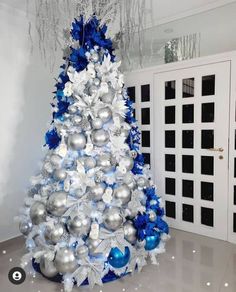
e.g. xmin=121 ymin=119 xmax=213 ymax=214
xmin=0 ymin=228 xmax=236 ymax=292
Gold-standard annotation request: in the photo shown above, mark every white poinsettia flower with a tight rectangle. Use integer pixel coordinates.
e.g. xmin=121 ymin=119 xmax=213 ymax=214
xmin=110 ymin=99 xmax=128 ymax=117
xmin=63 ymin=81 xmax=73 ymax=96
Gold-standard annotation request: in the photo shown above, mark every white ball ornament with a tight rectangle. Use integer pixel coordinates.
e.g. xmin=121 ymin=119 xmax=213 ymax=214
xmin=40 ymin=254 xmax=58 ymax=278
xmin=97 ymin=107 xmax=112 ymax=123
xmin=53 ymin=169 xmax=67 ymax=181
xmin=89 ymin=85 xmax=99 ymax=95
xmin=91 ymin=129 xmax=109 ymax=147
xmin=123 ymin=221 xmax=137 ymax=244
xmin=91 ymin=118 xmax=103 ymax=129
xmin=68 ymin=216 xmax=91 ymax=236
xmin=30 ymin=202 xmax=47 ymax=225
xmin=68 ymin=133 xmax=87 ymax=150
xmin=103 ymin=207 xmax=123 ymax=231
xmin=114 ymin=184 xmax=131 ymax=205
xmin=46 ymin=191 xmax=68 ymax=217
xmin=93 ymin=78 xmax=101 ymax=87
xmin=54 ymin=247 xmax=77 ymax=274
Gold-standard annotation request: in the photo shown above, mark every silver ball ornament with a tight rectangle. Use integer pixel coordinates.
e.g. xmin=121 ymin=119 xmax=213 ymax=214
xmin=91 ymin=118 xmax=103 ymax=129
xmin=123 ymin=173 xmax=136 ymax=190
xmin=103 ymin=207 xmax=123 ymax=231
xmin=68 ymin=105 xmax=78 ymax=114
xmin=101 ymin=92 xmax=114 ymax=104
xmin=98 ymin=107 xmax=112 ymax=123
xmin=97 ymin=201 xmax=106 ymax=212
xmin=114 ymin=184 xmax=131 ymax=205
xmin=30 ymin=202 xmax=47 ymax=225
xmin=53 ymin=169 xmax=67 ymax=181
xmin=19 ymin=221 xmax=32 ymax=236
xmin=90 ymin=52 xmax=99 ymax=63
xmin=50 ymin=154 xmax=62 ymax=168
xmin=46 ymin=191 xmax=68 ymax=217
xmin=73 ymin=115 xmax=83 ymax=125
xmin=45 ymin=224 xmax=65 ymax=244
xmin=93 ymin=78 xmax=100 ymax=86
xmin=148 ymin=210 xmax=157 ymax=222
xmin=121 ymin=156 xmax=134 ymax=171
xmin=137 ymin=177 xmax=149 ymax=188
xmin=76 ymin=245 xmax=89 ymax=259
xmin=54 ymin=247 xmax=77 ymax=273
xmin=68 ymin=216 xmax=91 ymax=236
xmin=91 ymin=129 xmax=109 ymax=147
xmin=84 ymin=157 xmax=96 ymax=169
xmin=40 ymin=254 xmax=58 ymax=277
xmin=123 ymin=221 xmax=137 ymax=244
xmin=87 ymin=238 xmax=102 ymax=256
xmin=89 ymin=85 xmax=99 ymax=95
xmin=97 ymin=153 xmax=113 ymax=172
xmin=68 ymin=133 xmax=87 ymax=150
xmin=89 ymin=183 xmax=106 ymax=201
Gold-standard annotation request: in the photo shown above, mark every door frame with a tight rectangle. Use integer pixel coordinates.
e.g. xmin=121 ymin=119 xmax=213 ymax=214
xmin=125 ymin=50 xmax=236 ymax=243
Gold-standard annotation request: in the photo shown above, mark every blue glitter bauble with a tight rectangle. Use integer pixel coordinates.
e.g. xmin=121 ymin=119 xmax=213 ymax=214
xmin=108 ymin=247 xmax=130 ymax=268
xmin=145 ymin=232 xmax=160 ymax=251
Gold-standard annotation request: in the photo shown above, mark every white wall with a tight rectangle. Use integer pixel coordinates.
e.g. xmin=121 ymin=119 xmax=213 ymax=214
xmin=0 ymin=4 xmax=60 ymax=242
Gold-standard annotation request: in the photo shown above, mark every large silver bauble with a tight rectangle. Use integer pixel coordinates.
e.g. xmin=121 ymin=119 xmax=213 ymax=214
xmin=89 ymin=183 xmax=106 ymax=201
xmin=89 ymin=85 xmax=99 ymax=95
xmin=121 ymin=156 xmax=134 ymax=172
xmin=19 ymin=221 xmax=32 ymax=236
xmin=103 ymin=207 xmax=123 ymax=231
xmin=46 ymin=191 xmax=68 ymax=217
xmin=68 ymin=133 xmax=87 ymax=150
xmin=40 ymin=254 xmax=58 ymax=278
xmin=45 ymin=224 xmax=65 ymax=244
xmin=93 ymin=78 xmax=100 ymax=87
xmin=90 ymin=52 xmax=99 ymax=62
xmin=91 ymin=129 xmax=109 ymax=147
xmin=97 ymin=153 xmax=113 ymax=172
xmin=53 ymin=169 xmax=67 ymax=181
xmin=50 ymin=154 xmax=62 ymax=168
xmin=68 ymin=105 xmax=78 ymax=114
xmin=97 ymin=107 xmax=112 ymax=123
xmin=68 ymin=216 xmax=91 ymax=236
xmin=84 ymin=156 xmax=96 ymax=169
xmin=87 ymin=238 xmax=102 ymax=256
xmin=137 ymin=177 xmax=149 ymax=188
xmin=76 ymin=245 xmax=89 ymax=259
xmin=101 ymin=92 xmax=114 ymax=104
xmin=54 ymin=247 xmax=77 ymax=273
xmin=73 ymin=115 xmax=83 ymax=125
xmin=91 ymin=118 xmax=103 ymax=129
xmin=114 ymin=184 xmax=131 ymax=205
xmin=30 ymin=202 xmax=47 ymax=225
xmin=123 ymin=173 xmax=136 ymax=190
xmin=123 ymin=221 xmax=137 ymax=244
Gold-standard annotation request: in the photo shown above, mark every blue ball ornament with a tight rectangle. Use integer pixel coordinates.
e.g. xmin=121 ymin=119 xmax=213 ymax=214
xmin=108 ymin=247 xmax=130 ymax=268
xmin=145 ymin=232 xmax=160 ymax=251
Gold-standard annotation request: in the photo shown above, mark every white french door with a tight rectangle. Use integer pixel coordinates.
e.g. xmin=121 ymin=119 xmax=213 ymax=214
xmin=154 ymin=61 xmax=230 ymax=240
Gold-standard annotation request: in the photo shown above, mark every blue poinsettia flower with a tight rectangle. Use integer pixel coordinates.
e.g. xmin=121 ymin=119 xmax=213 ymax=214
xmin=71 ymin=17 xmax=84 ymax=43
xmin=45 ymin=128 xmax=61 ymax=149
xmin=69 ymin=47 xmax=88 ymax=72
xmin=156 ymin=217 xmax=169 ymax=234
xmin=53 ymin=100 xmax=70 ymax=120
xmin=132 ymin=153 xmax=144 ymax=175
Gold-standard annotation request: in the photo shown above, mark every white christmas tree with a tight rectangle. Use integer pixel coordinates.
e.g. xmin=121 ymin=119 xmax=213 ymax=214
xmin=18 ymin=15 xmax=169 ymax=291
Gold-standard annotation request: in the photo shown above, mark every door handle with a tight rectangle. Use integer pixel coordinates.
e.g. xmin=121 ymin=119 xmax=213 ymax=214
xmin=207 ymin=147 xmax=224 ymax=152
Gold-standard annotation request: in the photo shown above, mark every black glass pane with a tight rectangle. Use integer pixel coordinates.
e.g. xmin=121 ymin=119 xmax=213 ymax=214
xmin=166 ymin=177 xmax=175 ymax=195
xmin=165 ymin=131 xmax=175 ymax=148
xmin=182 ymin=204 xmax=194 ymax=223
xmin=183 ymin=104 xmax=194 ymax=123
xmin=141 ymin=108 xmax=150 ymax=125
xmin=201 ymin=207 xmax=214 ymax=227
xmin=201 ymin=130 xmax=214 ymax=149
xmin=182 ymin=180 xmax=194 ymax=198
xmin=201 ymin=156 xmax=214 ymax=175
xmin=165 ymin=80 xmax=175 ymax=100
xmin=183 ymin=78 xmax=194 ymax=98
xmin=201 ymin=182 xmax=214 ymax=201
xmin=143 ymin=153 xmax=151 ymax=165
xmin=234 ymin=186 xmax=236 ymax=205
xmin=141 ymin=84 xmax=150 ymax=102
xmin=235 ymin=130 xmax=236 ymax=150
xmin=182 ymin=155 xmax=194 ymax=173
xmin=165 ymin=154 xmax=175 ymax=172
xmin=141 ymin=131 xmax=150 ymax=147
xmin=133 ymin=109 xmax=136 ymax=119
xmin=234 ymin=213 xmax=236 ymax=233
xmin=127 ymin=86 xmax=135 ymax=102
xmin=235 ymin=158 xmax=236 ymax=177
xmin=182 ymin=130 xmax=194 ymax=148
xmin=202 ymin=75 xmax=215 ymax=96
xmin=202 ymin=103 xmax=214 ymax=123
xmin=165 ymin=201 xmax=176 ymax=218
xmin=165 ymin=106 xmax=175 ymax=124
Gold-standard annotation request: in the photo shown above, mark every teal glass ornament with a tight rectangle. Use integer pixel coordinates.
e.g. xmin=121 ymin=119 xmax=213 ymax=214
xmin=145 ymin=232 xmax=160 ymax=251
xmin=108 ymin=247 xmax=130 ymax=268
